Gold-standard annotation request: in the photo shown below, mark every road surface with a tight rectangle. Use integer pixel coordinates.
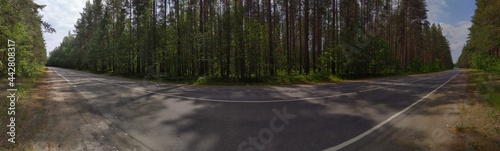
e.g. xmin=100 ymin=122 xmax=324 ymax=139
xmin=48 ymin=67 xmax=462 ymax=151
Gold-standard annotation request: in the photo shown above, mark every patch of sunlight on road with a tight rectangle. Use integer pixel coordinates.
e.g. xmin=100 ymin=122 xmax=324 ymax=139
xmin=156 ymin=96 xmax=207 ymax=122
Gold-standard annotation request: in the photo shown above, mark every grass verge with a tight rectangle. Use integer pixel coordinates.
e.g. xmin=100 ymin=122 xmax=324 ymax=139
xmin=192 ymin=74 xmax=343 ymax=86
xmin=468 ymin=70 xmax=500 ymax=110
xmin=453 ymin=69 xmax=500 ymax=150
xmin=102 ymin=71 xmax=344 ymax=86
xmin=0 ymin=67 xmax=48 ymax=150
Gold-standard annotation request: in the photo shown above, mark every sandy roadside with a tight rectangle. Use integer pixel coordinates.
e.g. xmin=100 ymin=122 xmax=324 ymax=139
xmin=29 ymin=69 xmax=150 ymax=151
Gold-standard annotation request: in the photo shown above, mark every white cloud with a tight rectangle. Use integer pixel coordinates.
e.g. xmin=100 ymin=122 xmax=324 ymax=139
xmin=437 ymin=21 xmax=472 ymax=63
xmin=427 ymin=0 xmax=472 ymax=63
xmin=35 ymin=0 xmax=87 ymax=56
xmin=427 ymin=0 xmax=448 ymax=23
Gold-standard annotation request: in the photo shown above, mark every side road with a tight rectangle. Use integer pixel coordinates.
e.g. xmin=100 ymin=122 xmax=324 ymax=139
xmin=29 ymin=69 xmax=150 ymax=150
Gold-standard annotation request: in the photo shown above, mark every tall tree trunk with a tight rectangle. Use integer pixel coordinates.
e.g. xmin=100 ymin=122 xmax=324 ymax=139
xmin=304 ymin=0 xmax=310 ymax=74
xmin=225 ymin=0 xmax=231 ymax=77
xmin=332 ymin=0 xmax=337 ymax=74
xmin=285 ymin=0 xmax=291 ymax=75
xmin=199 ymin=0 xmax=206 ymax=76
xmin=175 ymin=0 xmax=182 ymax=76
xmin=267 ymin=0 xmax=275 ymax=75
xmin=312 ymin=0 xmax=317 ymax=72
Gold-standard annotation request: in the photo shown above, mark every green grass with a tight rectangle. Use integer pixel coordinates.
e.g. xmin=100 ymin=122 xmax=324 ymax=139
xmin=191 ymin=74 xmax=343 ymax=86
xmin=468 ymin=69 xmax=500 ymax=111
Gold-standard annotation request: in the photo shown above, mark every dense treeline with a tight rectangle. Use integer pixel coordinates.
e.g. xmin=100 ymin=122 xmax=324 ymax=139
xmin=0 ymin=0 xmax=53 ymax=77
xmin=457 ymin=0 xmax=500 ymax=72
xmin=47 ymin=0 xmax=453 ymax=79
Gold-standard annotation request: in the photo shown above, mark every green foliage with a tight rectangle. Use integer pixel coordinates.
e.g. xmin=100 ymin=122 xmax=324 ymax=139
xmin=369 ymin=37 xmax=395 ymax=74
xmin=470 ymin=72 xmax=500 ymax=111
xmin=458 ymin=0 xmax=500 ymax=73
xmin=0 ymin=1 xmax=49 ymax=148
xmin=46 ymin=0 xmax=454 ymax=82
xmin=0 ymin=0 xmax=48 ymax=78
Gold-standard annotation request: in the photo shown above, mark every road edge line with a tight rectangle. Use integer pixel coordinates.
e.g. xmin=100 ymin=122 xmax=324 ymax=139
xmin=324 ymin=70 xmax=462 ymax=151
xmin=52 ymin=67 xmax=71 ymax=84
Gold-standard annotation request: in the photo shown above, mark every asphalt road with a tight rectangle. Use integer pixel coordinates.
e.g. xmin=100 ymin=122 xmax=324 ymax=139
xmin=49 ymin=67 xmax=462 ymax=151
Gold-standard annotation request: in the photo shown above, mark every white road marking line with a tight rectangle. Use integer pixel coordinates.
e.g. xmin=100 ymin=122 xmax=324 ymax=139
xmin=52 ymin=68 xmax=455 ymax=103
xmin=52 ymin=68 xmax=71 ymax=84
xmin=323 ymin=70 xmax=461 ymax=151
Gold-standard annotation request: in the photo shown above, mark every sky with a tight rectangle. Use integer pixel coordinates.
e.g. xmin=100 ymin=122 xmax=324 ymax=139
xmin=35 ymin=0 xmax=87 ymax=56
xmin=36 ymin=0 xmax=476 ymax=63
xmin=427 ymin=0 xmax=476 ymax=63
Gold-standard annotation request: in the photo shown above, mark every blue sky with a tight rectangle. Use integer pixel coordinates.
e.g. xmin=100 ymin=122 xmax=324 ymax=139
xmin=427 ymin=0 xmax=476 ymax=63
xmin=36 ymin=0 xmax=476 ymax=63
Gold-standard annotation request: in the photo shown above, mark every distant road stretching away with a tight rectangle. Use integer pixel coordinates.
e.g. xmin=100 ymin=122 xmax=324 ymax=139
xmin=49 ymin=67 xmax=462 ymax=151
